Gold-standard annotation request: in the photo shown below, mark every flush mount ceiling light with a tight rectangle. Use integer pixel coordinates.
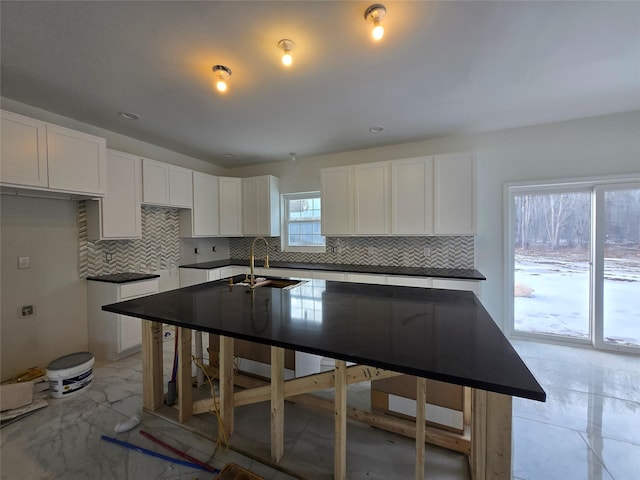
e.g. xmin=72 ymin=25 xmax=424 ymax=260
xmin=364 ymin=3 xmax=387 ymax=41
xmin=278 ymin=39 xmax=295 ymax=67
xmin=212 ymin=65 xmax=232 ymax=93
xmin=369 ymin=125 xmax=385 ymax=133
xmin=118 ymin=111 xmax=140 ymax=120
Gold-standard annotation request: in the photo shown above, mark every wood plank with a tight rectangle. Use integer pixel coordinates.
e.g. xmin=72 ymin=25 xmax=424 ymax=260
xmin=223 ymin=365 xmax=401 ymax=409
xmin=485 ymin=392 xmax=512 ymax=479
xmin=334 ymin=360 xmax=347 ymax=480
xmin=271 ymin=346 xmax=285 ymax=463
xmin=415 ymin=377 xmax=426 ymax=480
xmin=142 ymin=320 xmax=163 ymax=410
xmin=219 ymin=335 xmax=235 ymax=436
xmin=471 ymin=388 xmax=487 ymax=480
xmin=177 ymin=327 xmax=192 ymax=423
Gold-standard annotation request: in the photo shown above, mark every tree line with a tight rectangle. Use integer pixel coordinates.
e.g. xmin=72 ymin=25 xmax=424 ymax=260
xmin=514 ymin=189 xmax=640 ymax=252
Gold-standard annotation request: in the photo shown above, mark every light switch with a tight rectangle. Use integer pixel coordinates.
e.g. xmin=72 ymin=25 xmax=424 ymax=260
xmin=18 ymin=256 xmax=30 ymax=269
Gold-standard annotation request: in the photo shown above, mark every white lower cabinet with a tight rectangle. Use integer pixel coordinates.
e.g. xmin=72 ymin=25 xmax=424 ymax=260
xmin=88 ymin=278 xmax=159 ymax=361
xmin=179 ymin=268 xmax=221 ymax=287
xmin=431 ymin=278 xmax=482 ymax=296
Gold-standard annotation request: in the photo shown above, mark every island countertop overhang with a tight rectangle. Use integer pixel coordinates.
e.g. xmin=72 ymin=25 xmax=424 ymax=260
xmin=103 ymin=276 xmax=545 ymax=402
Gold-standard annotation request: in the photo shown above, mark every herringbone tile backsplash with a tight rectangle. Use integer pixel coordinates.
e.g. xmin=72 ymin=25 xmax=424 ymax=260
xmin=230 ymin=236 xmax=474 ymax=269
xmin=79 ymin=201 xmax=474 ymax=276
xmin=78 ymin=202 xmax=181 ymax=277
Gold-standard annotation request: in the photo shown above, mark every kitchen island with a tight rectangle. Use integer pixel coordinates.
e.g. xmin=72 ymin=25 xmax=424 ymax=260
xmin=103 ymin=276 xmax=545 ymax=480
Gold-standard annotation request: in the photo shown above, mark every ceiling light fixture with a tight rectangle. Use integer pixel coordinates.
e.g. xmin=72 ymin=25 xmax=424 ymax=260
xmin=278 ymin=39 xmax=295 ymax=67
xmin=212 ymin=65 xmax=232 ymax=93
xmin=118 ymin=111 xmax=140 ymax=120
xmin=289 ymin=152 xmax=297 ymax=162
xmin=369 ymin=126 xmax=385 ymax=133
xmin=364 ymin=4 xmax=387 ymax=41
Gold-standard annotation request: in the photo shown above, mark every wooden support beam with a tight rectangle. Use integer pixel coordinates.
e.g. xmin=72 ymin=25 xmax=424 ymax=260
xmin=271 ymin=347 xmax=285 ymax=463
xmin=192 ymin=364 xmax=401 ymax=412
xmin=470 ymin=389 xmax=512 ymax=480
xmin=177 ymin=327 xmax=192 ymax=423
xmin=141 ymin=320 xmax=164 ymax=411
xmin=219 ymin=335 xmax=235 ymax=436
xmin=334 ymin=360 xmax=347 ymax=480
xmin=415 ymin=377 xmax=426 ymax=480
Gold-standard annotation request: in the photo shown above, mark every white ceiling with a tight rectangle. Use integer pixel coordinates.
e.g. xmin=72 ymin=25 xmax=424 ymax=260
xmin=1 ymin=1 xmax=638 ymax=168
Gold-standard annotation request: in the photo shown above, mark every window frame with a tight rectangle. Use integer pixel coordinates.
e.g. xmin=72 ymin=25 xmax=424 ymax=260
xmin=281 ymin=191 xmax=326 ymax=253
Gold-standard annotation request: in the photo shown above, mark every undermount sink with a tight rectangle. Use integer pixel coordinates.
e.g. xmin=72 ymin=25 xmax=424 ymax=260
xmin=252 ymin=278 xmax=306 ymax=290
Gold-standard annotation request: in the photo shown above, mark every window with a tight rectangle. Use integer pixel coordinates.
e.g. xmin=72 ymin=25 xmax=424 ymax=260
xmin=506 ymin=177 xmax=640 ymax=354
xmin=282 ymin=192 xmax=326 ymax=252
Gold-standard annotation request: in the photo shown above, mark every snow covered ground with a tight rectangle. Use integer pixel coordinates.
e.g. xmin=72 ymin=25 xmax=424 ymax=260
xmin=514 ymin=255 xmax=640 ymax=347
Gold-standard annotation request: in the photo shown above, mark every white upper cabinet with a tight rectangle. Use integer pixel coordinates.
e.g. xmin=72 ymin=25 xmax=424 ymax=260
xmin=168 ymin=165 xmax=193 ymax=208
xmin=86 ymin=149 xmax=142 ymax=240
xmin=0 ymin=110 xmax=48 ymax=188
xmin=142 ymin=158 xmax=170 ymax=205
xmin=142 ymin=158 xmax=193 ymax=208
xmin=1 ymin=109 xmax=107 ymax=196
xmin=242 ymin=175 xmax=280 ymax=237
xmin=46 ymin=124 xmax=107 ymax=195
xmin=180 ymin=171 xmax=219 ymax=237
xmin=434 ymin=153 xmax=476 ymax=235
xmin=219 ymin=176 xmax=243 ymax=236
xmin=354 ymin=161 xmax=390 ymax=235
xmin=321 ymin=166 xmax=354 ymax=235
xmin=391 ymin=156 xmax=434 ymax=235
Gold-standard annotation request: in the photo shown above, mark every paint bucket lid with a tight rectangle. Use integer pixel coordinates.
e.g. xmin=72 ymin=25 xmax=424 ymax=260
xmin=47 ymin=352 xmax=94 ymax=371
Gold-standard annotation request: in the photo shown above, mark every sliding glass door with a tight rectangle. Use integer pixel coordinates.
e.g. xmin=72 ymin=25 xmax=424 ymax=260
xmin=508 ymin=180 xmax=639 ymax=353
xmin=594 ymin=185 xmax=640 ymax=352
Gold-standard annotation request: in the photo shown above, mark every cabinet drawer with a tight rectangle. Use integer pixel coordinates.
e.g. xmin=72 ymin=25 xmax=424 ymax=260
xmin=386 ymin=276 xmax=432 ymax=288
xmin=120 ymin=279 xmax=159 ymax=299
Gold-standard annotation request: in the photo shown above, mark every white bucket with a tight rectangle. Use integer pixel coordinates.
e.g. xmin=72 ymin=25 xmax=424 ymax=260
xmin=47 ymin=352 xmax=94 ymax=398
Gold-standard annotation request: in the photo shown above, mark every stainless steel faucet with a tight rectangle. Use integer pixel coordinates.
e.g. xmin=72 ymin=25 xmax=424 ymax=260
xmin=249 ymin=236 xmax=270 ymax=288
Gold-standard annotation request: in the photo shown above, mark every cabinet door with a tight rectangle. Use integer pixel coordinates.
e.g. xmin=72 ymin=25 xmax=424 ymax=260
xmin=169 ymin=166 xmax=193 ymax=208
xmin=142 ymin=158 xmax=170 ymax=205
xmin=434 ymin=153 xmax=476 ymax=235
xmin=354 ymin=161 xmax=390 ymax=235
xmin=98 ymin=150 xmax=141 ymax=239
xmin=192 ymin=172 xmax=219 ymax=236
xmin=243 ymin=175 xmax=280 ymax=236
xmin=391 ymin=156 xmax=434 ymax=235
xmin=242 ymin=177 xmax=258 ymax=235
xmin=119 ymin=315 xmax=142 ymax=352
xmin=321 ymin=166 xmax=354 ymax=235
xmin=0 ymin=110 xmax=48 ymax=187
xmin=219 ymin=177 xmax=243 ymax=236
xmin=46 ymin=124 xmax=107 ymax=195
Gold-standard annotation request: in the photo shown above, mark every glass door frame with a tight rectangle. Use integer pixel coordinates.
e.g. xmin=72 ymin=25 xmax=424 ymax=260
xmin=593 ymin=182 xmax=640 ymax=354
xmin=505 ymin=174 xmax=640 ymax=353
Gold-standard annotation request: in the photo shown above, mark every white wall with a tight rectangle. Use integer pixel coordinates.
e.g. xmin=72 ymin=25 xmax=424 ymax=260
xmin=228 ymin=111 xmax=640 ymax=330
xmin=1 ymin=196 xmax=87 ymax=380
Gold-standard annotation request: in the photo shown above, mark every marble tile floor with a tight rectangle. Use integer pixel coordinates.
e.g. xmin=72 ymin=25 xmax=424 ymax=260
xmin=1 ymin=337 xmax=638 ymax=479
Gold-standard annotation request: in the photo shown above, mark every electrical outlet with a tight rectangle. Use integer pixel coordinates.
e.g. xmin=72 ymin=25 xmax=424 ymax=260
xmin=194 ymin=247 xmax=199 ymax=254
xmin=19 ymin=305 xmax=34 ymax=317
xmin=105 ymin=252 xmax=112 ymax=262
xmin=212 ymin=245 xmax=216 ymax=252
xmin=17 ymin=256 xmax=30 ymax=269
xmin=423 ymin=246 xmax=431 ymax=257
xmin=367 ymin=246 xmax=375 ymax=255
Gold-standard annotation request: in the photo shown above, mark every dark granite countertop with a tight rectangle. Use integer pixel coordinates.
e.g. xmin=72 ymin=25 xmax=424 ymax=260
xmin=86 ymin=272 xmax=160 ymax=283
xmin=179 ymin=259 xmax=486 ymax=281
xmin=103 ymin=277 xmax=544 ymax=401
